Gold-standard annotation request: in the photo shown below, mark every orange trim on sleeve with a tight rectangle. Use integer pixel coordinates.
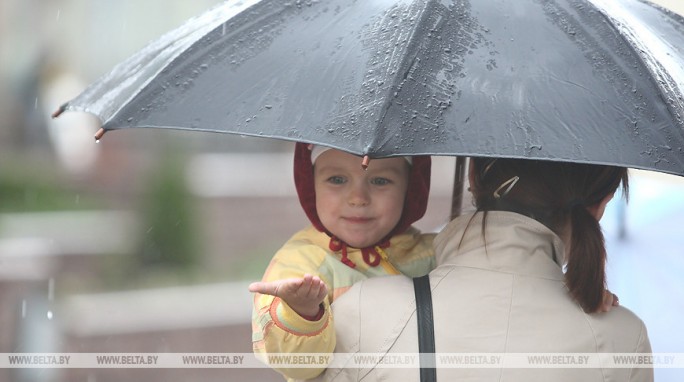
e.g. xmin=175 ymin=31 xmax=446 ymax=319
xmin=269 ymin=297 xmax=330 ymax=337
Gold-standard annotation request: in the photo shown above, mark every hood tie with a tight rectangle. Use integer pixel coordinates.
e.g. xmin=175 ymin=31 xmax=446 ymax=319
xmin=329 ymin=237 xmax=390 ymax=268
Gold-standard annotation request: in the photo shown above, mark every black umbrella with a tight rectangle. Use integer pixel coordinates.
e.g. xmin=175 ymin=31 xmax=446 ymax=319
xmin=55 ymin=0 xmax=684 ymax=213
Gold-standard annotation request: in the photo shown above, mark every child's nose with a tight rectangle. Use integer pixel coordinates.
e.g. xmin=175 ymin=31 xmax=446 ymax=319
xmin=348 ymin=183 xmax=370 ymax=206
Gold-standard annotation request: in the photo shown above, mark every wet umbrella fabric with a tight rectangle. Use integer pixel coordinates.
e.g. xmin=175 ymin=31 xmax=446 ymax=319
xmin=58 ymin=0 xmax=684 ymax=177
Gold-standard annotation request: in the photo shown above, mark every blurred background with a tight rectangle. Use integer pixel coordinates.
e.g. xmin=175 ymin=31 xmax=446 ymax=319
xmin=0 ymin=1 xmax=682 ymax=381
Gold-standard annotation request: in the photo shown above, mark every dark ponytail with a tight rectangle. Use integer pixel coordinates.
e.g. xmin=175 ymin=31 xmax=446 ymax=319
xmin=566 ymin=204 xmax=606 ymax=312
xmin=469 ymin=158 xmax=628 ymax=313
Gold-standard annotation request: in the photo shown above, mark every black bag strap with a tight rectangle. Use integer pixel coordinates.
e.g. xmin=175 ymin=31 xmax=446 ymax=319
xmin=413 ymin=274 xmax=436 ymax=382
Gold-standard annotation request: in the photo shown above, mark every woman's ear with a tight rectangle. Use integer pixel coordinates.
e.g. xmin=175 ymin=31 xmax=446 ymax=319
xmin=587 ymin=192 xmax=615 ymax=221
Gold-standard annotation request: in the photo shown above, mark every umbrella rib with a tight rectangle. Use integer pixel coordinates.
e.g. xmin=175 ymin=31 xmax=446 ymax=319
xmin=588 ymin=0 xmax=684 ymax=128
xmin=371 ymin=0 xmax=437 ymax=155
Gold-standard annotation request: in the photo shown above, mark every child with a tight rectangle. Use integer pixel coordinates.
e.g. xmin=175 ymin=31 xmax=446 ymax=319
xmin=249 ymin=143 xmax=435 ymax=380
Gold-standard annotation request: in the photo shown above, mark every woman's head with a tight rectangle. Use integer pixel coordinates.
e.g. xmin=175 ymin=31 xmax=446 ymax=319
xmin=468 ymin=157 xmax=629 ymax=312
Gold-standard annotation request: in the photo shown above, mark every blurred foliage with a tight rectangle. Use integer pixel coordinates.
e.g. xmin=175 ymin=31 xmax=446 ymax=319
xmin=135 ymin=143 xmax=201 ymax=272
xmin=220 ymin=246 xmax=275 ymax=281
xmin=0 ymin=160 xmax=99 ymax=212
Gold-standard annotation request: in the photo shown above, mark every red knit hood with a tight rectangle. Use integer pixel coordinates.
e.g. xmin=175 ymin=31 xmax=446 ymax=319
xmin=293 ymin=142 xmax=431 ymax=252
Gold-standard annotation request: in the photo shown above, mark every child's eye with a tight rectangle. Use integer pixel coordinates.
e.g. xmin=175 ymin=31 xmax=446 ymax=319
xmin=370 ymin=177 xmax=392 ymax=186
xmin=326 ymin=176 xmax=346 ymax=184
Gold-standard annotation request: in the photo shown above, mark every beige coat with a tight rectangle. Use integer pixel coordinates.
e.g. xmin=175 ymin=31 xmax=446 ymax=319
xmin=314 ymin=211 xmax=652 ymax=382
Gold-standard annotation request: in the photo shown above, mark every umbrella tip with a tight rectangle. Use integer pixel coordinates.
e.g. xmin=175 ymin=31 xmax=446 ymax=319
xmin=361 ymin=155 xmax=370 ymax=170
xmin=94 ymin=128 xmax=106 ymax=142
xmin=51 ymin=103 xmax=67 ymax=119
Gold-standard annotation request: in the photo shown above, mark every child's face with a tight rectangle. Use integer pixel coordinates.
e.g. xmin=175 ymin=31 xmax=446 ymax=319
xmin=314 ymin=149 xmax=409 ymax=248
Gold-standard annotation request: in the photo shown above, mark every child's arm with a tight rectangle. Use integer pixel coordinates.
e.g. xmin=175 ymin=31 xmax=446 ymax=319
xmin=249 ymin=274 xmax=328 ymax=318
xmin=250 ymin=244 xmax=336 ymax=380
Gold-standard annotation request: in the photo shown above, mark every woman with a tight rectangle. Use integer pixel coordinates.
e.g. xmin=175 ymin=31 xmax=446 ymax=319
xmin=314 ymin=158 xmax=652 ymax=382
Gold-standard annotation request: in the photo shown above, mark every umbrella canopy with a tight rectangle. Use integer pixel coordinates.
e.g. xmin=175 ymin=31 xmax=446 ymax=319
xmin=56 ymin=0 xmax=684 ymax=176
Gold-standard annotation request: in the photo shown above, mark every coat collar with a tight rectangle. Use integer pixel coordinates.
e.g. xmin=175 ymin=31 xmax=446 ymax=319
xmin=433 ymin=211 xmax=566 ymax=281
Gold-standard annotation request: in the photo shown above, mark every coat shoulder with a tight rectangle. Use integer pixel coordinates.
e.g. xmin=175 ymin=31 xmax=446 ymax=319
xmin=587 ymin=305 xmax=651 ymax=352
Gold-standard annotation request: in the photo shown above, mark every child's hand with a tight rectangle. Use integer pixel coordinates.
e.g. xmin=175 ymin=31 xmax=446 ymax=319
xmin=596 ymin=289 xmax=620 ymax=312
xmin=249 ymin=274 xmax=328 ymax=319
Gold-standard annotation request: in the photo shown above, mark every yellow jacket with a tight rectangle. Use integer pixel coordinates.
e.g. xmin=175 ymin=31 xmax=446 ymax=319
xmin=252 ymin=225 xmax=435 ymax=380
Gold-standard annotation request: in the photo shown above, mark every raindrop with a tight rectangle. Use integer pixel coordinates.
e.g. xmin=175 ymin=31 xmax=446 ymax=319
xmin=21 ymin=300 xmax=26 ymax=318
xmin=246 ymin=118 xmax=251 ymax=122
xmin=47 ymin=311 xmax=53 ymax=320
xmin=34 ymin=97 xmax=39 ymax=110
xmin=127 ymin=117 xmax=133 ymax=122
xmin=75 ymin=195 xmax=80 ymax=204
xmin=56 ymin=9 xmax=61 ymax=21
xmin=264 ymin=105 xmax=273 ymax=109
xmin=95 ymin=139 xmax=100 ymax=144
xmin=48 ymin=278 xmax=55 ymax=301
